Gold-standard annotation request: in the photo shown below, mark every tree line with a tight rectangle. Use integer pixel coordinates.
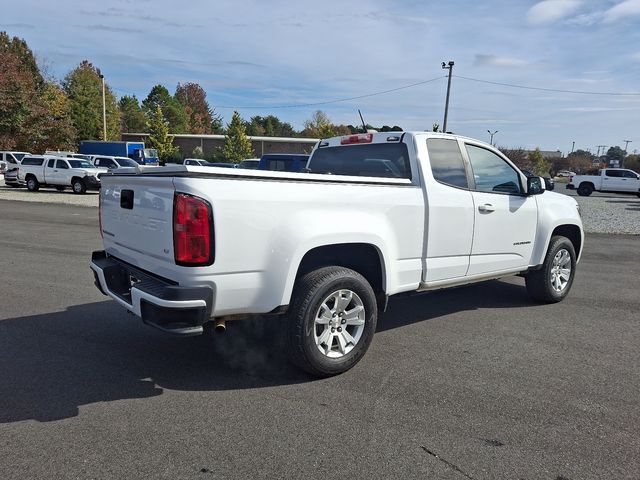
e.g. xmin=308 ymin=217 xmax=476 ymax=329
xmin=0 ymin=32 xmax=405 ymax=163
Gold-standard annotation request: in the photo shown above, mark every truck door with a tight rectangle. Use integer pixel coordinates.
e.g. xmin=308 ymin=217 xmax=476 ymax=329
xmin=54 ymin=159 xmax=70 ymax=185
xmin=463 ymin=143 xmax=537 ymax=275
xmin=602 ymin=169 xmax=625 ymax=191
xmin=421 ymin=138 xmax=474 ymax=282
xmin=45 ymin=158 xmax=57 ymax=183
xmin=621 ymin=170 xmax=640 ymax=192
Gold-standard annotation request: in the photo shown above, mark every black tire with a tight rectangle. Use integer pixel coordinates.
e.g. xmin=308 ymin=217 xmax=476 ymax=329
xmin=286 ymin=266 xmax=378 ymax=377
xmin=71 ymin=178 xmax=86 ymax=194
xmin=26 ymin=176 xmax=39 ymax=192
xmin=577 ymin=183 xmax=593 ymax=196
xmin=55 ymin=186 xmax=65 ymax=192
xmin=525 ymin=235 xmax=577 ymax=303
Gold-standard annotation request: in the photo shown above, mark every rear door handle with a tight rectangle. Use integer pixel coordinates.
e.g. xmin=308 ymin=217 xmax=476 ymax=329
xmin=478 ymin=204 xmax=495 ymax=213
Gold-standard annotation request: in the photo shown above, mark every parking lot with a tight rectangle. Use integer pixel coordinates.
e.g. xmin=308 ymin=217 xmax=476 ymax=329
xmin=1 ymin=199 xmax=638 ymax=479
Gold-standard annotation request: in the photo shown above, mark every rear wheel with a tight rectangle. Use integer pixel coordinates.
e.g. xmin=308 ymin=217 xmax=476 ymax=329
xmin=71 ymin=178 xmax=86 ymax=194
xmin=577 ymin=183 xmax=593 ymax=196
xmin=286 ymin=266 xmax=377 ymax=377
xmin=26 ymin=176 xmax=39 ymax=192
xmin=525 ymin=235 xmax=576 ymax=303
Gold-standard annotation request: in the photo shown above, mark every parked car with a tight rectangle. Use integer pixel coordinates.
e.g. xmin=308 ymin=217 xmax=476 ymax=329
xmin=567 ymin=168 xmax=640 ymax=196
xmin=92 ymin=156 xmax=140 ymax=170
xmin=236 ymin=158 xmax=260 ymax=170
xmin=91 ymin=131 xmax=583 ymax=377
xmin=1 ymin=151 xmax=29 ymax=173
xmin=258 ymin=154 xmax=309 ymax=172
xmin=1 ymin=151 xmax=29 ymax=187
xmin=18 ymin=155 xmax=103 ymax=194
xmin=3 ymin=167 xmax=22 ymax=187
xmin=557 ymin=170 xmax=575 ymax=177
xmin=183 ymin=159 xmax=212 ymax=166
xmin=521 ymin=169 xmax=554 ymax=191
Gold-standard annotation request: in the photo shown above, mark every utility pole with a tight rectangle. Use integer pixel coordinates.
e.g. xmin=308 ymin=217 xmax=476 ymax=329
xmin=441 ymin=61 xmax=454 ymax=133
xmin=487 ymin=130 xmax=498 ymax=146
xmin=97 ymin=69 xmax=107 ymax=141
xmin=622 ymin=140 xmax=632 ymax=168
xmin=570 ymin=141 xmax=575 ymax=154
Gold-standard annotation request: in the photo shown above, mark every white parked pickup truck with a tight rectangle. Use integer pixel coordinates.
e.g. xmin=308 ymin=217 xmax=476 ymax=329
xmin=567 ymin=168 xmax=640 ymax=197
xmin=19 ymin=155 xmax=103 ymax=193
xmin=90 ymin=132 xmax=584 ymax=376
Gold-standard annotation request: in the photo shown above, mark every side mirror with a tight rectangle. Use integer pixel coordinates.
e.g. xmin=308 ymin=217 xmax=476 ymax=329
xmin=526 ymin=176 xmax=546 ymax=195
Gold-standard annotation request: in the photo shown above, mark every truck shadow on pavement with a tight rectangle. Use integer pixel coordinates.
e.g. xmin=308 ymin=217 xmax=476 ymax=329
xmin=0 ymin=279 xmax=534 ymax=423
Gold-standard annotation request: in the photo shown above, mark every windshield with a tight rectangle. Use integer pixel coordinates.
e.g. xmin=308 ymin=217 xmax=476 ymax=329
xmin=68 ymin=160 xmax=94 ymax=169
xmin=144 ymin=149 xmax=158 ymax=159
xmin=115 ymin=158 xmax=138 ymax=167
xmin=14 ymin=153 xmax=28 ymax=161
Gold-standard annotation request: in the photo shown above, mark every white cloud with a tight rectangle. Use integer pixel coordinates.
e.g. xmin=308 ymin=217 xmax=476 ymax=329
xmin=474 ymin=54 xmax=530 ymax=68
xmin=603 ymin=0 xmax=640 ymax=23
xmin=527 ymin=0 xmax=583 ymax=25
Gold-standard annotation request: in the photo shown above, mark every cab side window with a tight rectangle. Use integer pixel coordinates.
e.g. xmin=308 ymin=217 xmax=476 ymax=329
xmin=622 ymin=170 xmax=638 ymax=179
xmin=56 ymin=160 xmax=69 ymax=169
xmin=426 ymin=138 xmax=469 ymax=188
xmin=47 ymin=159 xmax=55 ymax=168
xmin=605 ymin=170 xmax=622 ymax=177
xmin=465 ymin=145 xmax=522 ymax=195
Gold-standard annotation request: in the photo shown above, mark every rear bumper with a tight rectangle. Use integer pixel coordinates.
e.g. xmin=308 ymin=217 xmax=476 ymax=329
xmin=90 ymin=250 xmax=213 ymax=335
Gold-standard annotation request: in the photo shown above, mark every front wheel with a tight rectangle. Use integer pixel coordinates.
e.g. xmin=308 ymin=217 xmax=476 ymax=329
xmin=525 ymin=236 xmax=576 ymax=303
xmin=26 ymin=177 xmax=39 ymax=192
xmin=577 ymin=183 xmax=593 ymax=196
xmin=286 ymin=266 xmax=378 ymax=377
xmin=71 ymin=179 xmax=86 ymax=194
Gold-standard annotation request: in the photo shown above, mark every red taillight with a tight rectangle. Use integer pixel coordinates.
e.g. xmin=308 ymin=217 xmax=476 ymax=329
xmin=173 ymin=193 xmax=213 ymax=266
xmin=340 ymin=133 xmax=373 ymax=145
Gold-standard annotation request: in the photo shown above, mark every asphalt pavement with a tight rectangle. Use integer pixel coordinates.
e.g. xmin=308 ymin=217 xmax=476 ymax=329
xmin=0 ymin=200 xmax=639 ymax=479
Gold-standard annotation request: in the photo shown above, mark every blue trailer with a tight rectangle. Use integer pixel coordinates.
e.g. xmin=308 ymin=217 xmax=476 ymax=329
xmin=79 ymin=141 xmax=159 ymax=165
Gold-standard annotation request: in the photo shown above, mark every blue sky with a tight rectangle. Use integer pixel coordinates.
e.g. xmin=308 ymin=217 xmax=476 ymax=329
xmin=2 ymin=0 xmax=640 ymax=153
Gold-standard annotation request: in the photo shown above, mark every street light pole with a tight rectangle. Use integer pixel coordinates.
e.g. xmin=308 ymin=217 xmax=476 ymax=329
xmin=97 ymin=69 xmax=107 ymax=141
xmin=487 ymin=130 xmax=498 ymax=146
xmin=570 ymin=141 xmax=575 ymax=154
xmin=441 ymin=61 xmax=454 ymax=133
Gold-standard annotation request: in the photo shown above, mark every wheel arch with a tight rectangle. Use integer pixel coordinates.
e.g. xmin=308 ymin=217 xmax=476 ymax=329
xmin=286 ymin=242 xmax=388 ymax=310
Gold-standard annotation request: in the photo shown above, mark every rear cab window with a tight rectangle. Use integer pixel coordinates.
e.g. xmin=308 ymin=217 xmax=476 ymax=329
xmin=21 ymin=157 xmax=44 ymax=166
xmin=309 ymin=143 xmax=411 ymax=179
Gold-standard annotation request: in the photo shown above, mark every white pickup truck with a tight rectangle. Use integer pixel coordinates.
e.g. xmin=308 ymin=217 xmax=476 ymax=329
xmin=90 ymin=132 xmax=584 ymax=376
xmin=567 ymin=168 xmax=640 ymax=197
xmin=19 ymin=155 xmax=103 ymax=193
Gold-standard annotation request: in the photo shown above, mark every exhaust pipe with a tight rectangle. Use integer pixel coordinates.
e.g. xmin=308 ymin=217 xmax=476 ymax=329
xmin=214 ymin=318 xmax=226 ymax=333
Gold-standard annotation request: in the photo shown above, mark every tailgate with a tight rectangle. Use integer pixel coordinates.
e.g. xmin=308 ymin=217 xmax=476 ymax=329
xmin=100 ymin=175 xmax=176 ymax=268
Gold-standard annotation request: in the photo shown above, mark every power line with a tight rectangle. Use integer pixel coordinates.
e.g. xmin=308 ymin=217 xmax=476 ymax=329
xmin=213 ymin=75 xmax=447 ymax=109
xmin=454 ymin=75 xmax=640 ymax=96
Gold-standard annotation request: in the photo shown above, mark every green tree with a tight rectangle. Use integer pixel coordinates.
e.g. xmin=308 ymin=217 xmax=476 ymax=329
xmin=246 ymin=115 xmax=296 ymax=137
xmin=191 ymin=146 xmax=205 ymax=159
xmin=119 ymin=95 xmax=147 ymax=132
xmin=142 ymin=84 xmax=188 ymax=133
xmin=146 ymin=105 xmax=177 ymax=165
xmin=301 ymin=110 xmax=335 ymax=138
xmin=62 ymin=60 xmax=120 ymax=142
xmin=174 ymin=82 xmax=222 ymax=134
xmin=221 ymin=111 xmax=254 ymax=163
xmin=528 ymin=148 xmax=551 ymax=177
xmin=605 ymin=146 xmax=625 ymax=166
xmin=36 ymin=82 xmax=76 ymax=151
